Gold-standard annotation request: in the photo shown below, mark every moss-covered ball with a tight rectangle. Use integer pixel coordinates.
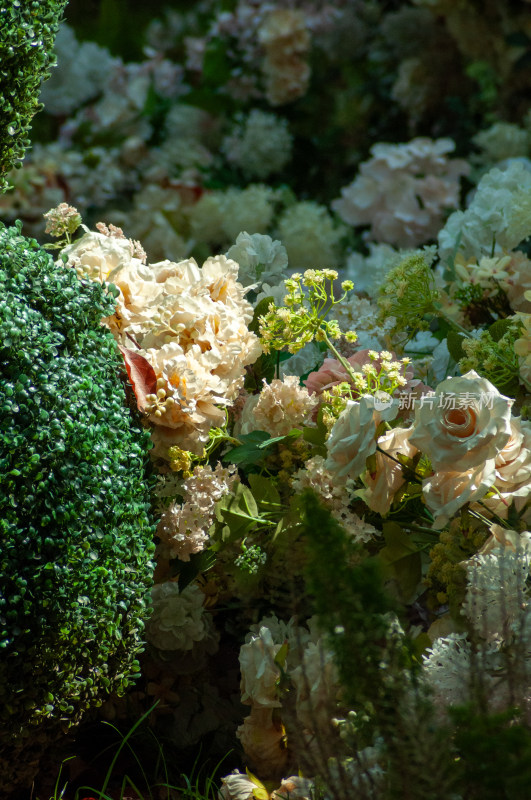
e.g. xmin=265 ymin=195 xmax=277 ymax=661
xmin=0 ymin=223 xmax=156 ymax=791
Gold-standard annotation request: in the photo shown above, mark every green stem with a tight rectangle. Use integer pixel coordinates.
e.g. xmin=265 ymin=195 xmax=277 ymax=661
xmin=321 ymin=330 xmax=361 ymax=386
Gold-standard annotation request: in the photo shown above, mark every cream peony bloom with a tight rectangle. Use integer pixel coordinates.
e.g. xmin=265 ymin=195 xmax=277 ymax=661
xmin=325 ymin=395 xmax=398 ymax=482
xmin=422 ymin=461 xmax=496 ymax=528
xmin=357 ymin=426 xmax=418 ymax=515
xmin=60 ymin=226 xmax=143 ymax=283
xmin=409 ymin=370 xmax=512 ymax=472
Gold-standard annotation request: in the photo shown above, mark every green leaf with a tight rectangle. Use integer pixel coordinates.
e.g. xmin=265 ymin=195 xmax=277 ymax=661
xmin=379 ymin=523 xmax=422 ymax=603
xmin=222 ymin=430 xmax=270 ymax=467
xmin=248 ymin=473 xmax=282 ymax=513
xmin=214 ymin=483 xmax=262 ymax=541
xmin=488 ymin=317 xmax=514 ymax=342
xmin=446 ymin=329 xmax=467 ymax=363
xmin=173 ymin=549 xmax=216 ymax=591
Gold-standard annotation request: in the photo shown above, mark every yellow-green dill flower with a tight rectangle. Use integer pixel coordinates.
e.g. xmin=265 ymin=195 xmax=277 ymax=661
xmin=377 ymin=252 xmax=438 ymax=337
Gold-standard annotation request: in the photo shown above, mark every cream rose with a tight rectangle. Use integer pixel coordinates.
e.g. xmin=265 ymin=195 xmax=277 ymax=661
xmin=409 ymin=370 xmax=512 ymax=471
xmin=423 ymin=460 xmax=496 ymax=528
xmin=325 ymin=394 xmax=398 ymax=482
xmin=236 ymin=707 xmax=289 ymax=779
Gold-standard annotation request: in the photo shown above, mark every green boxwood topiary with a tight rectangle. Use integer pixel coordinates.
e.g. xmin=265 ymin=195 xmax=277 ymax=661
xmin=0 ymin=222 xmax=156 ymax=791
xmin=0 ymin=0 xmax=68 ymax=193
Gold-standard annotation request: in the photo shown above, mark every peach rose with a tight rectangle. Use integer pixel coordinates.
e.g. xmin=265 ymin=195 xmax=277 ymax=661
xmin=357 ymin=426 xmax=418 ymax=515
xmin=409 ymin=370 xmax=512 ymax=472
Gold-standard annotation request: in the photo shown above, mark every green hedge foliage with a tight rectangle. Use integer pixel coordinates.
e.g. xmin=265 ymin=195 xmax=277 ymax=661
xmin=0 ymin=223 xmax=156 ymax=790
xmin=0 ymin=0 xmax=68 ymax=193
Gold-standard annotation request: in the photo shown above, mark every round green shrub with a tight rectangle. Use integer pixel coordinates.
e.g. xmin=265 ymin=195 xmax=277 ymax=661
xmin=0 ymin=222 xmax=156 ymax=791
xmin=0 ymin=0 xmax=68 ymax=193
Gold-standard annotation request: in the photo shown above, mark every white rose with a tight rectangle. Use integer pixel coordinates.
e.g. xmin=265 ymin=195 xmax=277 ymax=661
xmin=239 ymin=626 xmax=282 ymax=708
xmin=423 ymin=461 xmax=496 ymax=528
xmin=218 ymin=770 xmax=257 ymax=800
xmin=325 ymin=394 xmax=398 ymax=482
xmin=409 ymin=370 xmax=512 ymax=471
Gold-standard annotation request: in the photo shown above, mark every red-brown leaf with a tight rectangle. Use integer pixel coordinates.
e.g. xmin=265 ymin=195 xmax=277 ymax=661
xmin=118 ymin=345 xmax=157 ymax=413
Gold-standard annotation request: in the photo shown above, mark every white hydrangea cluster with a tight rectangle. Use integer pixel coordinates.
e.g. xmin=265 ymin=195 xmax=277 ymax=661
xmin=187 ymin=185 xmax=280 ymax=247
xmin=146 ymin=582 xmax=209 ymax=651
xmin=222 ymin=110 xmax=293 ymax=179
xmin=438 ymin=161 xmax=531 ymax=262
xmin=226 ymin=231 xmax=289 ymax=290
xmin=472 ymin=122 xmax=529 ymax=166
xmin=157 ymin=463 xmax=238 ymax=560
xmin=59 ymin=229 xmax=262 ymax=456
xmin=343 ymin=243 xmax=399 ymax=297
xmin=276 ymin=201 xmax=345 ymax=270
xmin=332 ymin=137 xmax=469 ymax=248
xmin=39 ymin=25 xmax=119 ymax=116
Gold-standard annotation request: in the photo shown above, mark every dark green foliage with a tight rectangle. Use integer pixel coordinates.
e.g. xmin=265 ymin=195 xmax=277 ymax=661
xmin=0 ymin=223 xmax=156 ymax=790
xmin=451 ymin=706 xmax=531 ymax=800
xmin=0 ymin=0 xmax=68 ymax=192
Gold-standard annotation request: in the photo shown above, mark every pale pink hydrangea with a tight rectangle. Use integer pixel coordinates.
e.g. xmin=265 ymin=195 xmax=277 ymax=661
xmin=240 ymin=376 xmax=318 ymax=437
xmin=333 ymin=137 xmax=469 ymax=248
xmin=157 ymin=463 xmax=238 ymax=560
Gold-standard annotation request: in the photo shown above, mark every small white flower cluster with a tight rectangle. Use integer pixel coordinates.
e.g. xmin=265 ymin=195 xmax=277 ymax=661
xmin=157 ymin=462 xmax=238 ymax=561
xmin=333 ymin=137 xmax=469 ymax=248
xmin=258 ymin=9 xmax=311 ymax=106
xmin=59 ymin=230 xmax=262 ymax=456
xmin=222 ymin=110 xmax=293 ymax=179
xmin=292 ymin=456 xmax=379 ymax=543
